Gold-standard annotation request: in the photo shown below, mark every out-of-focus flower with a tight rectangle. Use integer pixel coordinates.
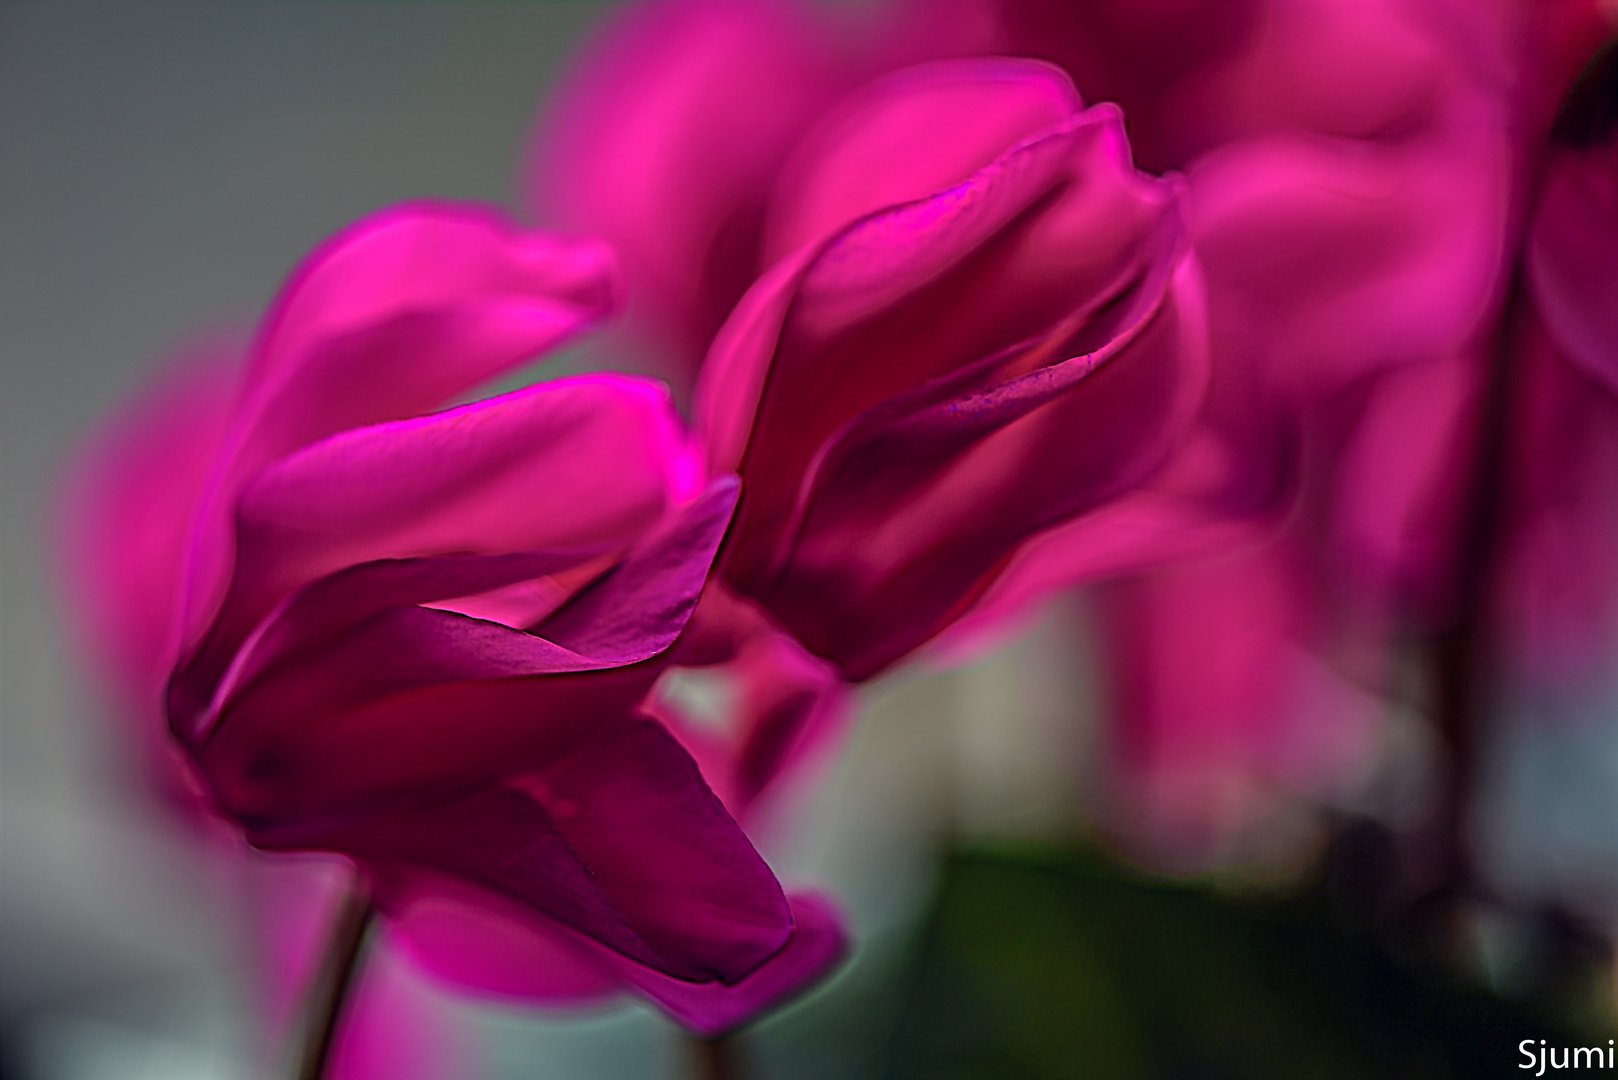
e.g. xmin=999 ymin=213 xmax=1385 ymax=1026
xmin=1096 ymin=28 xmax=1515 ymax=857
xmin=906 ymin=0 xmax=1611 ymax=167
xmin=61 ymin=344 xmax=240 ymax=817
xmin=1500 ymin=40 xmax=1618 ymax=688
xmin=936 ymin=0 xmax=1537 ymax=860
xmin=696 ymin=58 xmax=1209 ymax=681
xmin=1092 ymin=543 xmax=1383 ymax=864
xmin=895 ymin=0 xmax=1265 ymax=171
xmin=532 ymin=0 xmax=862 ymax=382
xmin=62 ymin=202 xmax=845 ymax=1037
xmin=1117 ymin=0 xmax=1510 ymax=628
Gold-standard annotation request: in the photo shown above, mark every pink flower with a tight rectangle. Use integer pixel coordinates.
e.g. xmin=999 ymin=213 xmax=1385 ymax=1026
xmin=62 ymin=202 xmax=844 ymax=1037
xmin=1093 ymin=543 xmax=1382 ymax=864
xmin=1499 ymin=46 xmax=1618 ymax=688
xmin=696 ymin=59 xmax=1210 ymax=681
xmin=892 ymin=0 xmax=1265 ymax=171
xmin=531 ymin=0 xmax=863 ymax=382
xmin=904 ymin=0 xmax=1612 ymax=168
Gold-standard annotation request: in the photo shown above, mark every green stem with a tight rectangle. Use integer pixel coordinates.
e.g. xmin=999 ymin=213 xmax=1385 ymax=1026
xmin=294 ymin=876 xmax=376 ymax=1080
xmin=690 ymin=1033 xmax=747 ymax=1080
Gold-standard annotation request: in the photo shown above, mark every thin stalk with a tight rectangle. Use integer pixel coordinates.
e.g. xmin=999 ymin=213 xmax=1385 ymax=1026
xmin=690 ymin=1033 xmax=747 ymax=1080
xmin=294 ymin=877 xmax=377 ymax=1080
xmin=1416 ymin=262 xmax=1521 ymax=944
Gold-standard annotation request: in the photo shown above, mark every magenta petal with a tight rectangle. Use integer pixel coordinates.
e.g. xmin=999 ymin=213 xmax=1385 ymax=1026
xmin=1529 ymin=136 xmax=1618 ymax=396
xmin=196 ymin=614 xmax=658 ymax=827
xmin=346 ymin=783 xmax=677 ymax=974
xmin=756 ymin=228 xmax=1205 ymax=678
xmin=188 ymin=375 xmax=695 ymax=700
xmin=696 ymin=113 xmax=1080 ymax=479
xmin=694 ymin=78 xmax=1207 ymax=677
xmin=182 ymin=549 xmax=611 ymax=736
xmin=380 ymin=870 xmax=622 ymax=1003
xmin=179 ymin=206 xmax=622 ymax=649
xmin=1189 ymin=104 xmax=1508 ymax=395
xmin=532 ymin=0 xmax=846 ymax=367
xmin=695 ymin=108 xmax=1144 ymax=480
xmin=227 ymin=206 xmax=618 ymax=495
xmin=713 ymin=108 xmax=1177 ymax=595
xmin=764 ymin=57 xmax=1082 ymax=262
xmin=201 ymin=475 xmax=736 ymax=729
xmin=245 ymin=203 xmax=618 ymax=404
xmin=530 ymin=720 xmax=793 ymax=983
xmin=195 ymin=482 xmax=738 ymax=823
xmin=384 ymin=876 xmax=845 ymax=1038
xmin=336 ymin=720 xmax=792 ymax=983
xmin=538 ymin=476 xmax=741 ymax=663
xmin=603 ymin=893 xmax=847 ymax=1037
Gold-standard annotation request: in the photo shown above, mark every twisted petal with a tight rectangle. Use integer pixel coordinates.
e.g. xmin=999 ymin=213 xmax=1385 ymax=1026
xmin=192 ymin=481 xmax=738 ymax=823
xmin=340 ymin=720 xmax=791 ymax=984
xmin=180 ymin=205 xmax=621 ymax=648
xmin=763 ymin=57 xmax=1082 ymax=262
xmin=701 ymin=98 xmax=1184 ymax=585
xmin=173 ymin=375 xmax=700 ymax=732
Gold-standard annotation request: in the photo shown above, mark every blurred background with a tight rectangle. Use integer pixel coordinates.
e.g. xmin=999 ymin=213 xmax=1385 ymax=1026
xmin=2 ymin=4 xmax=1615 ymax=1079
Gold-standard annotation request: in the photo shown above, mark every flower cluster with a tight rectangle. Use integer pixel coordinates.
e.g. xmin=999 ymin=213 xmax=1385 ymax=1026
xmin=64 ymin=0 xmax=1617 ymax=1064
xmin=538 ymin=0 xmax=1617 ymax=862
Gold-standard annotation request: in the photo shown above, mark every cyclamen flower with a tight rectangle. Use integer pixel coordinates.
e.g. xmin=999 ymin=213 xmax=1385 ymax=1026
xmin=895 ymin=0 xmax=1265 ymax=171
xmin=534 ymin=0 xmax=864 ymax=381
xmin=62 ymin=203 xmax=844 ymax=1038
xmin=696 ymin=58 xmax=1210 ymax=680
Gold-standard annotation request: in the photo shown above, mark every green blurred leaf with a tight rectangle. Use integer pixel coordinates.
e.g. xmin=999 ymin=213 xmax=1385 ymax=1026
xmin=883 ymin=845 xmax=1600 ymax=1080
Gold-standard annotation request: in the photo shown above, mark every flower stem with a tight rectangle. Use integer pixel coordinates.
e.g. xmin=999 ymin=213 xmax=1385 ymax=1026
xmin=294 ymin=876 xmax=376 ymax=1080
xmin=690 ymin=1033 xmax=747 ymax=1080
